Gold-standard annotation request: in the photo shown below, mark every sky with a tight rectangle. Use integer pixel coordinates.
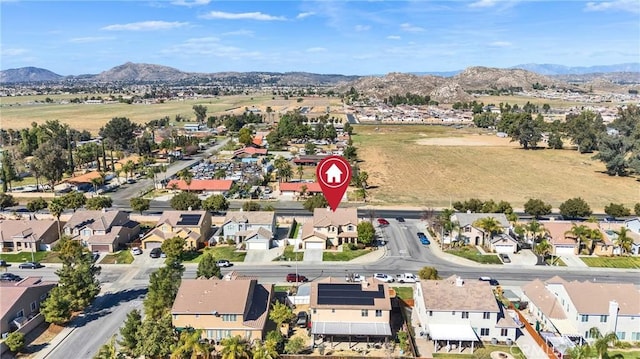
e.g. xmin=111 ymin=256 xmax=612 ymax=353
xmin=1 ymin=0 xmax=639 ymax=76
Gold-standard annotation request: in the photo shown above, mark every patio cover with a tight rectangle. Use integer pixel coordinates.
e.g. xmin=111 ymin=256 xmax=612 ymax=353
xmin=427 ymin=323 xmax=479 ymax=341
xmin=550 ymin=318 xmax=580 ymax=336
xmin=311 ymin=322 xmax=392 ymax=336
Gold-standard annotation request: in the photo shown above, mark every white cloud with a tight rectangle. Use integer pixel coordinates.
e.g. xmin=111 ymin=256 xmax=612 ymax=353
xmin=585 ymin=0 xmax=640 ymax=13
xmin=296 ymin=12 xmax=315 ymax=19
xmin=488 ymin=41 xmax=512 ymax=47
xmin=354 ymin=25 xmax=371 ymax=32
xmin=306 ymin=47 xmax=327 ymax=53
xmin=386 ymin=35 xmax=401 ymax=40
xmin=469 ymin=0 xmax=497 ymax=8
xmin=171 ymin=0 xmax=210 ymax=6
xmin=222 ymin=29 xmax=254 ymax=37
xmin=200 ymin=11 xmax=286 ymax=21
xmin=2 ymin=48 xmax=28 ymax=56
xmin=69 ymin=36 xmax=115 ymax=43
xmin=102 ymin=21 xmax=188 ymax=31
xmin=162 ymin=37 xmax=263 ymax=59
xmin=400 ymin=23 xmax=424 ymax=32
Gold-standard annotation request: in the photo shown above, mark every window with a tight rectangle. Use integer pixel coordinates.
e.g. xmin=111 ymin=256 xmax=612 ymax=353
xmin=501 ymin=329 xmax=508 ymax=336
xmin=361 ymin=309 xmax=368 ymax=317
xmin=313 ymin=309 xmax=317 ymax=314
xmin=16 ymin=310 xmax=24 ymax=318
xmin=452 ymin=311 xmax=456 ymax=315
xmin=375 ymin=310 xmax=383 ymax=317
xmin=462 ymin=312 xmax=469 ymax=319
xmin=480 ymin=328 xmax=490 ymax=336
xmin=206 ymin=330 xmax=214 ymax=339
xmin=245 ymin=331 xmax=252 ymax=339
xmin=332 ymin=309 xmax=335 ymax=313
xmin=483 ymin=312 xmax=490 ymax=319
xmin=631 ymin=332 xmax=640 ymax=341
xmin=600 ymin=315 xmax=607 ymax=323
xmin=429 ymin=311 xmax=433 ymax=317
xmin=616 ymin=332 xmax=626 ymax=340
xmin=195 ymin=314 xmax=200 ymax=318
xmin=173 ymin=314 xmax=177 ymax=320
xmin=581 ymin=315 xmax=589 ymax=322
xmin=222 ymin=314 xmax=237 ymax=322
xmin=30 ymin=302 xmax=37 ymax=312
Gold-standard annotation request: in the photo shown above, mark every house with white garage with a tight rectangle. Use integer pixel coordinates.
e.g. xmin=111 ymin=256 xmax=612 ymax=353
xmin=542 ymin=221 xmax=606 ymax=256
xmin=64 ymin=210 xmax=140 ymax=252
xmin=301 ymin=208 xmax=358 ymax=250
xmin=414 ymin=275 xmax=521 ymax=354
xmin=522 ymin=276 xmax=640 ymax=342
xmin=489 ymin=233 xmax=519 ymax=254
xmin=450 ymin=213 xmax=511 ymax=247
xmin=141 ymin=211 xmax=212 ymax=251
xmin=221 ymin=211 xmax=276 ymax=250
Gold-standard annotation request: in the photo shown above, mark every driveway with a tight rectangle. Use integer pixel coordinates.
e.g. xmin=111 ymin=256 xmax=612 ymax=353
xmin=559 ymin=255 xmax=588 ymax=267
xmin=244 ymin=247 xmax=284 ymax=263
xmin=303 ymin=249 xmax=323 ymax=262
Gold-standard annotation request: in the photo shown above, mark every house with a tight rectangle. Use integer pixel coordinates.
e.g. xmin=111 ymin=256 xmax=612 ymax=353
xmin=414 ymin=276 xmax=520 ymax=353
xmin=542 ymin=221 xmax=608 ymax=256
xmin=278 ymin=182 xmax=323 ymax=198
xmin=171 ymin=277 xmax=273 ymax=342
xmin=0 ymin=219 xmax=58 ymax=252
xmin=522 ymin=276 xmax=640 ymax=342
xmin=293 ymin=155 xmax=329 ymax=166
xmin=301 ymin=208 xmax=358 ymax=249
xmin=309 ymin=278 xmax=392 ymax=346
xmin=166 ymin=179 xmax=234 ymax=195
xmin=63 ymin=210 xmax=140 ymax=252
xmin=233 ymin=147 xmax=268 ymax=159
xmin=622 ymin=218 xmax=640 ymax=255
xmin=489 ymin=234 xmax=519 ymax=254
xmin=0 ymin=277 xmax=56 ymax=339
xmin=221 ymin=211 xmax=276 ymax=250
xmin=141 ymin=211 xmax=212 ymax=250
xmin=450 ymin=213 xmax=511 ymax=247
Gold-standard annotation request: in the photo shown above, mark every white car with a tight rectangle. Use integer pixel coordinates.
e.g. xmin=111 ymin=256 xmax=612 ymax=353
xmin=373 ymin=273 xmax=394 ymax=283
xmin=345 ymin=273 xmax=364 ymax=282
xmin=395 ymin=273 xmax=418 ymax=283
xmin=131 ymin=247 xmax=143 ymax=255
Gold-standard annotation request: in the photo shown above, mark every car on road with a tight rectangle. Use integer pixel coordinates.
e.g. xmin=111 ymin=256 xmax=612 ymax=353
xmin=18 ymin=262 xmax=44 ymax=269
xmin=286 ymin=273 xmax=308 ymax=283
xmin=395 ymin=217 xmax=405 ymax=222
xmin=417 ymin=232 xmax=430 ymax=245
xmin=377 ymin=218 xmax=390 ymax=226
xmin=295 ymin=311 xmax=309 ymax=327
xmin=131 ymin=247 xmax=143 ymax=256
xmin=217 ymin=259 xmax=232 ymax=267
xmin=0 ymin=273 xmax=22 ymax=281
xmin=345 ymin=273 xmax=364 ymax=282
xmin=479 ymin=276 xmax=500 ymax=286
xmin=395 ymin=273 xmax=418 ymax=283
xmin=499 ymin=254 xmax=511 ymax=263
xmin=373 ymin=273 xmax=394 ymax=283
xmin=0 ymin=260 xmax=10 ymax=267
xmin=149 ymin=248 xmax=163 ymax=258
xmin=91 ymin=251 xmax=100 ymax=262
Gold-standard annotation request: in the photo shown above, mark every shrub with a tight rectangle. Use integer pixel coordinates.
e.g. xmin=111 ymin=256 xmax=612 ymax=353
xmin=226 ymin=239 xmax=236 ymax=246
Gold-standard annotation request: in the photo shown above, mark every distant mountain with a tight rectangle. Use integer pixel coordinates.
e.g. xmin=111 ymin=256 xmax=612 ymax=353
xmin=94 ymin=62 xmax=191 ymax=82
xmin=453 ymin=66 xmax=560 ymax=90
xmin=512 ymin=63 xmax=640 ymax=75
xmin=411 ymin=70 xmax=461 ymax=77
xmin=0 ymin=66 xmax=63 ymax=83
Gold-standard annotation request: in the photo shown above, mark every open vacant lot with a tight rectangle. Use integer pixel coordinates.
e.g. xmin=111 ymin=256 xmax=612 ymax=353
xmin=352 ymin=125 xmax=638 ymax=211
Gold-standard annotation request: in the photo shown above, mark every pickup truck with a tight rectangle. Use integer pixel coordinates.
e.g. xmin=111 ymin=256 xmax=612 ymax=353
xmin=395 ymin=273 xmax=418 ymax=283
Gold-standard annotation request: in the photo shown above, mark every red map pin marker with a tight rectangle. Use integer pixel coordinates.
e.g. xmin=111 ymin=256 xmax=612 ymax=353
xmin=316 ymin=155 xmax=352 ymax=212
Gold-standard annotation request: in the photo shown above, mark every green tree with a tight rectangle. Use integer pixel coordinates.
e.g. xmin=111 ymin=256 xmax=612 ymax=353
xmin=357 ymin=221 xmax=375 ymax=246
xmin=40 ymin=286 xmax=72 ymax=324
xmin=242 ymin=201 xmax=261 ymax=211
xmin=593 ymin=132 xmax=632 ymax=176
xmin=62 ymin=192 xmax=86 ymax=212
xmin=397 ymin=330 xmax=409 ymax=353
xmin=0 ymin=193 xmax=17 ymax=210
xmin=86 ymin=196 xmax=113 ymax=210
xmin=566 ymin=343 xmax=592 ymax=359
xmin=5 ymin=331 xmax=25 ymax=353
xmin=130 ymin=197 xmax=150 ymax=214
xmin=589 ymin=327 xmax=618 ymax=359
xmin=170 ymin=191 xmax=202 ymax=210
xmin=613 ymin=227 xmax=634 ymax=255
xmin=118 ymin=309 xmax=142 ymax=358
xmin=161 ymin=236 xmax=187 ymax=265
xmin=32 ymin=140 xmax=68 ymax=191
xmin=144 ymin=266 xmax=184 ymax=320
xmin=506 ymin=113 xmax=545 ymax=149
xmin=220 ymin=335 xmax=250 ymax=359
xmin=269 ymin=301 xmax=295 ymax=328
xmin=472 ymin=217 xmax=502 ymax=245
xmin=636 ymin=203 xmax=640 ymax=216
xmin=526 ymin=220 xmax=547 ymax=244
xmin=278 ymin=164 xmax=293 ymax=182
xmin=303 ymin=195 xmax=328 ymax=212
xmin=48 ymin=197 xmax=66 ymax=237
xmin=202 ymin=194 xmax=229 ymax=213
xmin=565 ymin=111 xmax=606 ymax=153
xmin=559 ymin=197 xmax=592 ymax=219
xmin=284 ymin=336 xmax=305 ymax=354
xmin=523 ymin=198 xmax=553 ymax=218
xmin=296 ymin=164 xmax=304 ymax=181
xmin=178 ymin=169 xmax=193 ymax=192
xmin=343 ymin=122 xmax=353 ymax=136
xmin=604 ymin=203 xmax=631 ymax=218
xmin=1 ymin=151 xmax=19 ymax=192
xmin=197 ymin=251 xmax=222 ymax=279
xmin=343 ymin=145 xmax=357 ymax=160
xmin=137 ymin=314 xmax=175 ymax=358
xmin=533 ymin=239 xmax=552 ymax=265
xmin=56 ymin=239 xmax=101 ymax=311
xmin=238 ymin=127 xmax=254 ymax=147
xmin=26 ymin=197 xmax=48 ymax=219
xmin=193 ymin=104 xmax=208 ymax=124
xmin=252 ymin=339 xmax=279 ymax=359
xmin=171 ymin=329 xmax=210 ymax=359
xmin=417 ymin=266 xmax=439 ymax=280
xmin=94 ymin=335 xmax=123 ymax=359
xmin=99 ymin=117 xmax=139 ymax=151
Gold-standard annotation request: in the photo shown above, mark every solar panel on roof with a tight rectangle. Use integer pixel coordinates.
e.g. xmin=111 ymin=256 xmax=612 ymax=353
xmin=177 ymin=214 xmax=202 ymax=226
xmin=316 ymin=283 xmax=385 ymax=306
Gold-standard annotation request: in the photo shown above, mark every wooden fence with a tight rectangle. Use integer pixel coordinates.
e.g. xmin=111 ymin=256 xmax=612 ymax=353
xmin=514 ymin=309 xmax=557 ymax=359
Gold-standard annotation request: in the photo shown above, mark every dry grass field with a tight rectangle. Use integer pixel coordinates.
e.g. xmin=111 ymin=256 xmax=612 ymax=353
xmin=471 ymin=94 xmax=622 ymax=108
xmin=0 ymin=94 xmax=342 ymax=134
xmin=352 ymin=125 xmax=639 ymax=211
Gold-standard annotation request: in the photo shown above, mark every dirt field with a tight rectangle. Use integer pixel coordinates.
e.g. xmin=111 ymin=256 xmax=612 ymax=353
xmin=352 ymin=125 xmax=639 ymax=211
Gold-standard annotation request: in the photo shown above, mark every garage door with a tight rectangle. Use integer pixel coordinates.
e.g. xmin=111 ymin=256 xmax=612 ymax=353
xmin=91 ymin=244 xmax=111 ymax=252
xmin=247 ymin=241 xmax=268 ymax=250
xmin=144 ymin=241 xmax=162 ymax=250
xmin=494 ymin=245 xmax=514 ymax=254
xmin=555 ymin=246 xmax=575 ymax=255
xmin=305 ymin=241 xmax=324 ymax=250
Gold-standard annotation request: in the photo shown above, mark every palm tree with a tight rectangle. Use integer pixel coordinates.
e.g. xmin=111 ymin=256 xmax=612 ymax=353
xmin=171 ymin=329 xmax=210 ymax=359
xmin=94 ymin=335 xmax=122 ymax=359
xmin=533 ymin=239 xmax=552 ymax=265
xmin=566 ymin=343 xmax=592 ymax=359
xmin=526 ymin=220 xmax=546 ymax=244
xmin=565 ymin=224 xmax=591 ymax=255
xmin=251 ymin=339 xmax=278 ymax=359
xmin=296 ymin=164 xmax=304 ymax=181
xmin=220 ymin=336 xmax=250 ymax=359
xmin=279 ymin=164 xmax=293 ymax=183
xmin=613 ymin=227 xmax=633 ymax=255
xmin=178 ymin=169 xmax=193 ymax=192
xmin=589 ymin=327 xmax=618 ymax=359
xmin=48 ymin=197 xmax=66 ymax=237
xmin=587 ymin=228 xmax=604 ymax=255
xmin=473 ymin=217 xmax=502 ymax=247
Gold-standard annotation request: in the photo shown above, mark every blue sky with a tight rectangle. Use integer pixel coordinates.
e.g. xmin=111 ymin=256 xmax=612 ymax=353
xmin=1 ymin=0 xmax=639 ymax=75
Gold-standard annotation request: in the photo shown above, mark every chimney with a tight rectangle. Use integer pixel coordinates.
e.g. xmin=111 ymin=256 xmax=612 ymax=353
xmin=361 ymin=280 xmax=370 ymax=289
xmin=101 ymin=208 xmax=107 ymax=213
xmin=188 ymin=206 xmax=192 ymax=211
xmin=608 ymin=300 xmax=619 ymax=333
xmin=456 ymin=277 xmax=464 ymax=287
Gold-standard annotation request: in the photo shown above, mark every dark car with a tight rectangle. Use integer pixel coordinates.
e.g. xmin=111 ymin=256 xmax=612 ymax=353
xmin=479 ymin=276 xmax=500 ymax=286
xmin=395 ymin=217 xmax=405 ymax=222
xmin=296 ymin=311 xmax=309 ymax=327
xmin=18 ymin=262 xmax=44 ymax=269
xmin=286 ymin=273 xmax=308 ymax=283
xmin=0 ymin=273 xmax=22 ymax=282
xmin=150 ymin=248 xmax=163 ymax=258
xmin=499 ymin=254 xmax=511 ymax=263
xmin=0 ymin=260 xmax=10 ymax=267
xmin=91 ymin=252 xmax=100 ymax=262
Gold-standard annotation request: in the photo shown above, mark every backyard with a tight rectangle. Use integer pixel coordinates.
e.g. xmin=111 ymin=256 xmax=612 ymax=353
xmin=432 ymin=344 xmax=525 ymax=359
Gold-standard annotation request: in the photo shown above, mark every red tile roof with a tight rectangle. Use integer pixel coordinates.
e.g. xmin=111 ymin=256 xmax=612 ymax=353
xmin=167 ymin=179 xmax=233 ymax=191
xmin=279 ymin=182 xmax=322 ymax=193
xmin=234 ymin=147 xmax=267 ymax=156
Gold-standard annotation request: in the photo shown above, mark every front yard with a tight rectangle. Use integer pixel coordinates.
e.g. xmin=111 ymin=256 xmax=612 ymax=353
xmin=100 ymin=250 xmax=134 ymax=264
xmin=184 ymin=245 xmax=246 ymax=263
xmin=0 ymin=251 xmax=60 ymax=263
xmin=446 ymin=246 xmax=503 ymax=264
xmin=322 ymin=247 xmax=371 ymax=261
xmin=581 ymin=256 xmax=640 ymax=269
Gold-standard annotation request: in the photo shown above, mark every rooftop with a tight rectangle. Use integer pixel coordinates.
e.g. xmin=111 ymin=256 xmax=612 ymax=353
xmin=418 ymin=275 xmax=499 ymax=312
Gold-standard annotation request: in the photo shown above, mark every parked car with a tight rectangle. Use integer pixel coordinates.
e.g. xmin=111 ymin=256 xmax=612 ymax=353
xmin=217 ymin=259 xmax=232 ymax=267
xmin=0 ymin=260 xmax=10 ymax=267
xmin=499 ymin=254 xmax=511 ymax=263
xmin=479 ymin=277 xmax=500 ymax=286
xmin=395 ymin=217 xmax=405 ymax=222
xmin=377 ymin=218 xmax=390 ymax=226
xmin=91 ymin=251 xmax=100 ymax=262
xmin=296 ymin=311 xmax=309 ymax=327
xmin=0 ymin=273 xmax=21 ymax=281
xmin=373 ymin=273 xmax=394 ymax=283
xmin=18 ymin=262 xmax=44 ymax=269
xmin=131 ymin=247 xmax=143 ymax=256
xmin=345 ymin=273 xmax=364 ymax=282
xmin=286 ymin=273 xmax=308 ymax=283
xmin=395 ymin=273 xmax=418 ymax=283
xmin=149 ymin=248 xmax=163 ymax=258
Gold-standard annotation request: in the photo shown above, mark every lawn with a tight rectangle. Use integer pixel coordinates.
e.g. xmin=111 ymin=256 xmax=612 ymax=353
xmin=545 ymin=256 xmax=567 ymax=266
xmin=100 ymin=250 xmax=134 ymax=264
xmin=352 ymin=125 xmax=637 ymax=211
xmin=184 ymin=245 xmax=246 ymax=263
xmin=432 ymin=344 xmax=524 ymax=359
xmin=322 ymin=248 xmax=370 ymax=261
xmin=581 ymin=256 xmax=640 ymax=269
xmin=0 ymin=251 xmax=60 ymax=263
xmin=291 ymin=222 xmax=301 ymax=238
xmin=392 ymin=286 xmax=413 ymax=300
xmin=446 ymin=246 xmax=503 ymax=264
xmin=609 ymin=350 xmax=640 ymax=358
